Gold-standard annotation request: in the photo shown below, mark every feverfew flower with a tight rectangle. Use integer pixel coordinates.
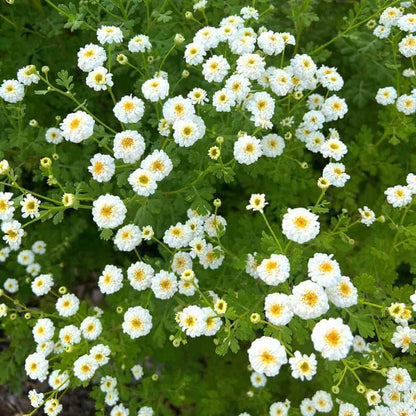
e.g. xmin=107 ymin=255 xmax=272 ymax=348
xmin=4 ymin=278 xmax=18 ymax=293
xmin=122 ymin=306 xmax=152 ymax=338
xmin=184 ymin=42 xmax=206 ymax=65
xmin=247 ymin=336 xmax=288 ymax=377
xmin=257 ymin=254 xmax=290 ymax=286
xmin=387 ymin=367 xmax=412 ymax=391
xmin=289 ymin=351 xmax=317 ymax=381
xmin=98 ymin=264 xmax=123 ymax=295
xmin=307 ymin=253 xmax=341 ymax=287
xmin=391 ymin=326 xmax=416 ymax=352
xmin=25 ymin=352 xmax=49 ymax=382
xmin=321 ymin=95 xmax=348 ymax=121
xmin=45 ymin=127 xmax=63 ymax=144
xmin=282 ymin=207 xmax=320 ymax=244
xmin=407 ymin=173 xmax=416 ymax=194
xmin=56 ymin=293 xmax=80 ymax=317
xmin=250 ymin=372 xmax=267 ymax=388
xmin=113 ymin=95 xmax=145 ymax=124
xmin=172 ymin=115 xmax=206 ymax=147
xmin=86 ymin=66 xmax=113 ymax=91
xmin=261 ymin=134 xmax=285 ymax=157
xmin=399 ymin=35 xmax=416 ymax=57
xmin=291 ymin=280 xmax=329 ymax=320
xmin=163 ymin=223 xmax=192 ymax=248
xmin=236 ymin=53 xmax=265 ymax=80
xmin=114 ymin=224 xmax=142 ymax=252
xmin=326 ymin=276 xmax=358 ymax=308
xmin=73 ymin=354 xmax=98 ymax=381
xmin=246 ymin=193 xmax=268 ymax=213
xmin=359 ymin=206 xmax=376 ymax=226
xmin=128 ymin=34 xmax=151 ymax=53
xmin=127 ymin=261 xmax=154 ymax=291
xmin=396 ymin=94 xmax=416 ymax=114
xmin=81 ymin=316 xmax=102 ymax=340
xmin=32 ymin=274 xmax=54 ymax=296
xmin=97 ymin=25 xmax=123 ymax=44
xmin=0 ymin=79 xmax=25 ymax=103
xmin=264 ymin=293 xmax=293 ymax=326
xmin=113 ymin=130 xmax=145 ymax=163
xmin=77 ymin=43 xmax=107 ymax=72
xmin=92 ymin=194 xmax=127 ymax=229
xmin=60 ymin=111 xmax=95 ymax=143
xmin=21 ymin=194 xmax=41 ymax=219
xmin=312 ymin=391 xmax=333 ymax=413
xmin=17 ymin=65 xmax=39 ymax=86
xmin=33 ymin=318 xmax=55 ymax=344
xmin=88 ymin=153 xmax=115 ymax=183
xmin=385 ymin=185 xmax=412 ymax=207
xmin=59 ymin=325 xmax=81 ymax=346
xmin=234 ymin=134 xmax=262 ymax=165
xmin=257 ymin=31 xmax=284 ymax=55
xmin=311 ymin=317 xmax=353 ymax=361
xmin=140 ymin=150 xmax=173 ymax=181
xmin=141 ymin=76 xmax=169 ymax=102
xmin=0 ymin=192 xmax=15 ymax=220
xmin=376 ymin=87 xmax=397 ymax=105
xmin=178 ymin=305 xmax=206 ymax=337
xmin=322 ymin=162 xmax=350 ymax=187
xmin=151 ymin=270 xmax=178 ymax=299
xmin=131 ymin=364 xmax=143 ymax=380
xmin=2 ymin=220 xmax=24 ymax=249
xmin=320 ymin=137 xmax=347 ymax=161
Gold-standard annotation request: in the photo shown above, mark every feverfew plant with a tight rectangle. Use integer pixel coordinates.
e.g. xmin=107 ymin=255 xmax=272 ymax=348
xmin=0 ymin=1 xmax=416 ymax=415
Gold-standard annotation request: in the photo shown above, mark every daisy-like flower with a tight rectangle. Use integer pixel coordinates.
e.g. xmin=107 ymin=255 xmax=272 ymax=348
xmin=90 ymin=344 xmax=111 ymax=366
xmin=163 ymin=96 xmax=195 ymax=124
xmin=320 ymin=137 xmax=347 ymax=161
xmin=312 ymin=391 xmax=333 ymax=413
xmin=17 ymin=250 xmax=34 ymax=266
xmin=128 ymin=168 xmax=158 ymax=196
xmin=250 ymin=372 xmax=267 ymax=388
xmin=397 ymin=94 xmax=416 ymax=114
xmin=45 ymin=127 xmax=63 ymax=144
xmin=0 ymin=79 xmax=25 ymax=103
xmin=163 ymin=223 xmax=192 ymax=248
xmin=282 ymin=207 xmax=320 ymax=244
xmin=385 ymin=185 xmax=412 ymax=207
xmin=28 ymin=389 xmax=44 ymax=408
xmin=307 ymin=253 xmax=341 ymax=287
xmin=257 ymin=30 xmax=284 ymax=55
xmin=97 ymin=25 xmax=123 ymax=44
xmin=257 ymin=254 xmax=290 ymax=286
xmin=352 ymin=335 xmax=369 ymax=353
xmin=59 ymin=324 xmax=81 ymax=346
xmin=73 ymin=354 xmax=98 ymax=381
xmin=0 ymin=303 xmax=7 ymax=317
xmin=225 ymin=74 xmax=251 ymax=103
xmin=187 ymin=88 xmax=208 ymax=105
xmin=0 ymin=192 xmax=15 ymax=220
xmin=122 ymin=306 xmax=152 ymax=338
xmin=299 ymin=398 xmax=315 ymax=416
xmin=60 ymin=111 xmax=95 ymax=143
xmin=269 ymin=68 xmax=293 ymax=96
xmin=113 ymin=130 xmax=145 ymax=163
xmin=141 ymin=76 xmax=170 ymax=102
xmin=264 ymin=293 xmax=293 ymax=326
xmin=127 ymin=261 xmax=154 ymax=291
xmin=31 ymin=273 xmax=54 ymax=296
xmin=113 ymin=95 xmax=145 ymax=124
xmin=406 ymin=173 xmax=416 ymax=194
xmin=359 ymin=206 xmax=376 ymax=226
xmin=321 ymin=95 xmax=348 ymax=121
xmin=376 ymin=86 xmax=397 ymax=105
xmin=291 ymin=53 xmax=317 ymax=78
xmin=86 ymin=66 xmax=113 ymax=91
xmin=246 ymin=193 xmax=268 ymax=213
xmin=172 ymin=115 xmax=206 ymax=147
xmin=33 ymin=318 xmax=55 ymax=344
xmin=289 ymin=351 xmax=317 ymax=381
xmin=234 ymin=134 xmax=262 ymax=165
xmin=322 ymin=162 xmax=350 ymax=187
xmin=291 ymin=280 xmax=329 ymax=319
xmin=128 ymin=34 xmax=151 ymax=53
xmin=17 ymin=65 xmax=39 ymax=86
xmin=98 ymin=264 xmax=123 ymax=295
xmin=151 ymin=270 xmax=178 ymax=299
xmin=171 ymin=251 xmax=193 ymax=275
xmin=4 ymin=278 xmax=18 ymax=293
xmin=387 ymin=367 xmax=412 ymax=391
xmin=56 ymin=293 xmax=80 ymax=317
xmin=25 ymin=352 xmax=49 ymax=382
xmin=80 ymin=316 xmax=102 ymax=340
xmin=247 ymin=336 xmax=288 ymax=377
xmin=92 ymin=194 xmax=127 ymax=229
xmin=88 ymin=153 xmax=115 ymax=183
xmin=184 ymin=42 xmax=207 ymax=65
xmin=202 ymin=307 xmax=222 ymax=336
xmin=114 ymin=224 xmax=142 ymax=252
xmin=0 ymin=246 xmax=10 ymax=262
xmin=399 ymin=34 xmax=416 ymax=58
xmin=178 ymin=305 xmax=206 ymax=337
xmin=141 ymin=225 xmax=154 ymax=241
xmin=391 ymin=326 xmax=416 ymax=352
xmin=236 ymin=53 xmax=266 ymax=80
xmin=138 ymin=407 xmax=154 ymax=416
xmin=131 ymin=364 xmax=143 ymax=381
xmin=101 ymin=375 xmax=117 ymax=392
xmin=311 ymin=317 xmax=353 ymax=361
xmin=2 ymin=220 xmax=24 ymax=249
xmin=20 ymin=193 xmax=41 ymax=219
xmin=140 ymin=149 xmax=173 ymax=181
xmin=261 ymin=134 xmax=285 ymax=157
xmin=326 ymin=276 xmax=358 ymax=308
xmin=32 ymin=240 xmax=46 ymax=254
xmin=212 ymin=88 xmax=235 ymax=112
xmin=77 ymin=43 xmax=107 ymax=72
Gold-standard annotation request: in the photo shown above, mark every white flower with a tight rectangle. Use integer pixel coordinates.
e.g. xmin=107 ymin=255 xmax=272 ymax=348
xmin=398 ymin=14 xmax=416 ymax=32
xmin=31 ymin=274 xmax=54 ymax=296
xmin=320 ymin=137 xmax=347 ymax=161
xmin=151 ymin=270 xmax=178 ymax=299
xmin=2 ymin=220 xmax=23 ymax=249
xmin=172 ymin=115 xmax=206 ymax=147
xmin=127 ymin=261 xmax=154 ymax=291
xmin=4 ymin=278 xmax=18 ymax=293
xmin=90 ymin=344 xmax=111 ymax=365
xmin=97 ymin=25 xmax=123 ymax=44
xmin=246 ymin=91 xmax=275 ymax=121
xmin=194 ymin=26 xmax=220 ymax=49
xmin=199 ymin=244 xmax=224 ymax=269
xmin=28 ymin=389 xmax=44 ymax=408
xmin=171 ymin=251 xmax=193 ymax=275
xmin=56 ymin=293 xmax=80 ymax=317
xmin=33 ymin=318 xmax=55 ymax=344
xmin=163 ymin=96 xmax=195 ymax=124
xmin=289 ymin=351 xmax=317 ymax=381
xmin=246 ymin=193 xmax=268 ymax=213
xmin=0 ymin=192 xmax=15 ymax=221
xmin=257 ymin=31 xmax=284 ymax=55
xmin=202 ymin=307 xmax=222 ymax=335
xmin=261 ymin=134 xmax=285 ymax=157
xmin=321 ymin=95 xmax=348 ymax=121
xmin=0 ymin=246 xmax=10 ymax=262
xmin=264 ymin=293 xmax=293 ymax=326
xmin=98 ymin=264 xmax=123 ymax=294
xmin=73 ymin=354 xmax=98 ymax=381
xmin=322 ymin=162 xmax=350 ymax=187
xmin=163 ymin=223 xmax=192 ymax=248
xmin=269 ymin=402 xmax=290 ymax=416
xmin=376 ymin=86 xmax=397 ymax=105
xmin=88 ymin=153 xmax=115 ymax=183
xmin=380 ymin=7 xmax=402 ymax=27
xmin=17 ymin=249 xmax=34 ymax=266
xmin=212 ymin=88 xmax=235 ymax=112
xmin=225 ymin=74 xmax=251 ymax=102
xmin=0 ymin=79 xmax=25 ymax=103
xmin=77 ymin=43 xmax=107 ymax=72
xmin=141 ymin=76 xmax=170 ymax=102
xmin=399 ymin=34 xmax=416 ymax=57
xmin=113 ymin=95 xmax=145 ymax=124
xmin=114 ymin=224 xmax=142 ymax=252
xmin=282 ymin=207 xmax=320 ymax=244
xmin=60 ymin=111 xmax=95 ymax=143
xmin=385 ymin=185 xmax=412 ymax=207
xmin=396 ymin=94 xmax=416 ymax=114
xmin=359 ymin=206 xmax=376 ymax=226
xmin=92 ymin=194 xmax=127 ymax=229
xmin=291 ymin=280 xmax=329 ymax=319
xmin=59 ymin=324 xmax=81 ymax=346
xmin=352 ymin=335 xmax=369 ymax=353
xmin=25 ymin=352 xmax=49 ymax=382
xmin=0 ymin=303 xmax=7 ymax=317
xmin=257 ymin=254 xmax=290 ymax=286
xmin=178 ymin=305 xmax=206 ymax=337
xmin=311 ymin=317 xmax=353 ymax=360
xmin=17 ymin=65 xmax=40 ymax=85
xmin=140 ymin=150 xmax=173 ymax=181
xmin=101 ymin=375 xmax=117 ymax=392
xmin=387 ymin=367 xmax=412 ymax=391
xmin=45 ymin=127 xmax=63 ymax=144
xmin=312 ymin=391 xmax=333 ymax=413
xmin=187 ymin=88 xmax=208 ymax=105
xmin=131 ymin=364 xmax=143 ymax=380
xmin=128 ymin=168 xmax=158 ymax=196
xmin=122 ymin=306 xmax=152 ymax=338
xmin=241 ymin=6 xmax=258 ymax=20
xmin=307 ymin=253 xmax=341 ymax=287
xmin=236 ymin=53 xmax=265 ymax=80
xmin=20 ymin=193 xmax=41 ymax=219
xmin=299 ymin=398 xmax=315 ymax=416
xmin=269 ymin=68 xmax=293 ymax=96
xmin=81 ymin=316 xmax=102 ymax=340
xmin=247 ymin=336 xmax=287 ymax=377
xmin=86 ymin=66 xmax=113 ymax=91
xmin=392 ymin=326 xmax=416 ymax=352
xmin=326 ymin=276 xmax=358 ymax=308
xmin=406 ymin=173 xmax=416 ymax=194
xmin=110 ymin=404 xmax=129 ymax=416
xmin=184 ymin=42 xmax=206 ymax=65
xmin=250 ymin=371 xmax=267 ymax=388
xmin=113 ymin=130 xmax=145 ymax=163
xmin=128 ymin=34 xmax=151 ymax=53
xmin=234 ymin=134 xmax=262 ymax=165
xmin=138 ymin=407 xmax=154 ymax=416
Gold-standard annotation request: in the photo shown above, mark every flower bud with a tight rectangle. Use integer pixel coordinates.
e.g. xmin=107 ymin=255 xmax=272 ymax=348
xmin=181 ymin=70 xmax=190 ymax=78
xmin=294 ymin=91 xmax=303 ymax=100
xmin=29 ymin=119 xmax=38 ymax=127
xmin=185 ymin=12 xmax=193 ymax=20
xmin=55 ymin=115 xmax=61 ymax=122
xmin=24 ymin=312 xmax=31 ymax=320
xmin=147 ymin=55 xmax=154 ymax=64
xmin=208 ymin=146 xmax=220 ymax=160
xmin=65 ymin=345 xmax=73 ymax=353
xmin=246 ymin=390 xmax=254 ymax=397
xmin=58 ymin=286 xmax=67 ymax=295
xmin=10 ymin=313 xmax=17 ymax=320
xmin=213 ymin=199 xmax=221 ymax=208
xmin=116 ymin=306 xmax=123 ymax=314
xmin=300 ymin=162 xmax=308 ymax=169
xmin=151 ymin=373 xmax=159 ymax=381
xmin=117 ymin=54 xmax=128 ymax=65
xmin=284 ymin=132 xmax=292 ymax=140
xmin=40 ymin=157 xmax=52 ymax=168
xmin=356 ymin=384 xmax=366 ymax=394
xmin=62 ymin=193 xmax=75 ymax=207
xmin=216 ymin=136 xmax=224 ymax=144
xmin=174 ymin=33 xmax=185 ymax=44
xmin=41 ymin=66 xmax=50 ymax=73
xmin=369 ymin=360 xmax=378 ymax=370
xmin=52 ymin=153 xmax=59 ymax=160
xmin=377 ymin=215 xmax=385 ymax=223
xmin=181 ymin=269 xmax=195 ymax=281
xmin=250 ymin=313 xmax=260 ymax=324
xmin=331 ymin=385 xmax=340 ymax=394
xmin=0 ymin=160 xmax=10 ymax=175
xmin=173 ymin=339 xmax=181 ymax=347
xmin=317 ymin=177 xmax=330 ymax=189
